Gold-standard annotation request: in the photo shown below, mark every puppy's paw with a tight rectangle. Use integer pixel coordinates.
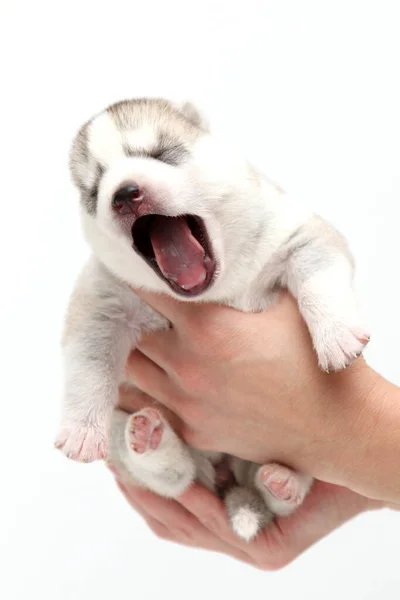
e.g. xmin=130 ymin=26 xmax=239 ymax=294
xmin=114 ymin=408 xmax=196 ymax=497
xmin=313 ymin=320 xmax=370 ymax=372
xmin=55 ymin=423 xmax=109 ymax=462
xmin=256 ymin=463 xmax=313 ymax=516
xmin=126 ymin=408 xmax=164 ymax=454
xmin=259 ymin=464 xmax=310 ymax=506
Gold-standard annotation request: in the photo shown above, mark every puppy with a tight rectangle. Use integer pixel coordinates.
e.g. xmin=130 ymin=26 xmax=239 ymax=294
xmin=56 ymin=98 xmax=369 ymax=541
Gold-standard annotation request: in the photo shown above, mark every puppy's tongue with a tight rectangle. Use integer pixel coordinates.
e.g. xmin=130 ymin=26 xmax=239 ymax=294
xmin=150 ymin=216 xmax=207 ymax=290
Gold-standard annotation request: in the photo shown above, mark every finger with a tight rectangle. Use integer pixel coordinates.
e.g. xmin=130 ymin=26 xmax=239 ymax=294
xmin=266 ymin=481 xmax=369 ymax=562
xmin=120 ymin=482 xmax=212 ymax=545
xmin=249 ymin=481 xmax=371 ymax=570
xmin=117 ymin=386 xmax=184 ymax=435
xmin=117 ymin=475 xmax=272 ymax=568
xmin=124 ymin=350 xmax=171 ymax=400
xmin=125 ymin=349 xmax=165 ymax=384
xmin=145 ymin=517 xmax=180 ymax=543
xmin=124 ymin=350 xmax=184 ymax=414
xmin=177 ymin=483 xmax=317 ymax=569
xmin=117 ymin=385 xmax=155 ymax=413
xmin=125 ymin=350 xmax=180 ymax=414
xmin=134 ymin=328 xmax=178 ymax=373
xmin=178 ymin=483 xmax=266 ymax=556
xmin=118 ymin=482 xmax=254 ymax=563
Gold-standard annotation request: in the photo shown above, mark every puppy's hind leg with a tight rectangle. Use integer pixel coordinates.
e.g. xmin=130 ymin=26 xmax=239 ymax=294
xmin=108 ymin=408 xmax=196 ymax=498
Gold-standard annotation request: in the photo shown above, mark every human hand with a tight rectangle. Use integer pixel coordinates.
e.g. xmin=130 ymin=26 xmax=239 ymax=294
xmin=111 ymin=466 xmax=382 ymax=570
xmin=120 ymin=291 xmax=383 ymax=491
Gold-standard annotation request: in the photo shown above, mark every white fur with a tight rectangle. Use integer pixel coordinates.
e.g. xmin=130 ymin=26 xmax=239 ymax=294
xmin=231 ymin=508 xmax=262 ymax=542
xmin=124 ymin=125 xmax=159 ymax=152
xmin=56 ymin=97 xmax=370 ymax=539
xmin=88 ymin=113 xmax=124 ymax=166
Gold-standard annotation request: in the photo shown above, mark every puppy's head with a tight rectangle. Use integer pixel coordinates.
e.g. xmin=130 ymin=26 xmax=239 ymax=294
xmin=70 ymin=98 xmax=265 ymax=299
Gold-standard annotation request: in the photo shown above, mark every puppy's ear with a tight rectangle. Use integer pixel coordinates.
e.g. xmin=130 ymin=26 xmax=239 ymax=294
xmin=69 ymin=119 xmax=103 ymax=215
xmin=69 ymin=121 xmax=91 ymax=189
xmin=175 ymin=101 xmax=209 ymax=132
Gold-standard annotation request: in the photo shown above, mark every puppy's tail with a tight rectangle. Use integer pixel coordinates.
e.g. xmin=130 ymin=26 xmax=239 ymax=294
xmin=225 ymin=486 xmax=273 ymax=542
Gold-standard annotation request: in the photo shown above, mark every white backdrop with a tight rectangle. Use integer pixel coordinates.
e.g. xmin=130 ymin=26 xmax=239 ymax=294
xmin=1 ymin=1 xmax=400 ymax=598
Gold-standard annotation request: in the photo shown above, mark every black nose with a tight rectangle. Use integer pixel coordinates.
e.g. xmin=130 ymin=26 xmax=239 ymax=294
xmin=112 ymin=184 xmax=144 ymax=214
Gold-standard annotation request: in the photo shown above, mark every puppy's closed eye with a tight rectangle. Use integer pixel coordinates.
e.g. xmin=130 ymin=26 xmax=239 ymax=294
xmin=151 ymin=144 xmax=188 ymax=166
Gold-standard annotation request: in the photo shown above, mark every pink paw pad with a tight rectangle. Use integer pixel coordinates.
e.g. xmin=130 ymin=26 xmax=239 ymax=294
xmin=260 ymin=464 xmax=304 ymax=506
xmin=128 ymin=409 xmax=164 ymax=454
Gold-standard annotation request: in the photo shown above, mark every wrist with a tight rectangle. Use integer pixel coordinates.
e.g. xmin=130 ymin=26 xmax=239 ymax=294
xmin=317 ymin=360 xmax=400 ymax=503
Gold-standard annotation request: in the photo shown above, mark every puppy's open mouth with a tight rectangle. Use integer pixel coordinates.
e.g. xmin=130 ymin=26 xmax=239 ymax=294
xmin=131 ymin=215 xmax=216 ymax=296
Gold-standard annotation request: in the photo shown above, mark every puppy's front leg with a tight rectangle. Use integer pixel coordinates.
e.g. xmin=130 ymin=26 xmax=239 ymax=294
xmin=283 ymin=217 xmax=370 ymax=372
xmin=55 ymin=319 xmax=133 ymax=462
xmin=55 ymin=260 xmax=137 ymax=462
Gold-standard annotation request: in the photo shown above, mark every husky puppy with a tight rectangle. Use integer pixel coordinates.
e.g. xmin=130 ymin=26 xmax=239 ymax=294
xmin=56 ymin=98 xmax=369 ymax=541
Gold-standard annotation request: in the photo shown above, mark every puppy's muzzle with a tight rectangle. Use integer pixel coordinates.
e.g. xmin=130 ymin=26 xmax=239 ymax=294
xmin=112 ymin=184 xmax=144 ymax=216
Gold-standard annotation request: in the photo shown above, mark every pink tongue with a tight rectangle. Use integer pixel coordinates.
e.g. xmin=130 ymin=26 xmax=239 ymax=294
xmin=150 ymin=217 xmax=207 ymax=290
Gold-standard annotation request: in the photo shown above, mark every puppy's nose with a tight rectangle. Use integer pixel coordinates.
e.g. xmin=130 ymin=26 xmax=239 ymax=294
xmin=112 ymin=184 xmax=144 ymax=214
